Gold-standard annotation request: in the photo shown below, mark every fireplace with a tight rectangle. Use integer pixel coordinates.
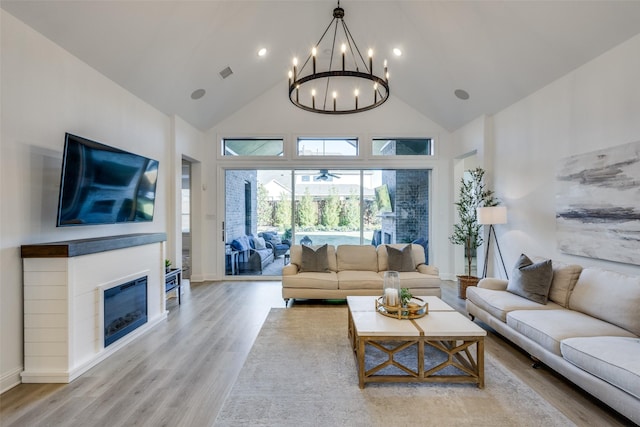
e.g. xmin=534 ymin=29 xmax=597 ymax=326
xmin=104 ymin=276 xmax=148 ymax=347
xmin=21 ymin=233 xmax=166 ymax=383
xmin=380 ymin=212 xmax=396 ymax=244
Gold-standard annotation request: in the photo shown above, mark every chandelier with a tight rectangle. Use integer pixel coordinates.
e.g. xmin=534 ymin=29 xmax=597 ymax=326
xmin=288 ymin=1 xmax=390 ymax=114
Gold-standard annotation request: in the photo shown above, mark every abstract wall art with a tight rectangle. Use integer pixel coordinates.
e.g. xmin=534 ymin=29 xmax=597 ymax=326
xmin=556 ymin=140 xmax=640 ymax=265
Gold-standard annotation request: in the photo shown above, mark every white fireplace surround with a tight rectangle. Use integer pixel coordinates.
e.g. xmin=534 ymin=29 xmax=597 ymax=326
xmin=21 ymin=234 xmax=167 ymax=383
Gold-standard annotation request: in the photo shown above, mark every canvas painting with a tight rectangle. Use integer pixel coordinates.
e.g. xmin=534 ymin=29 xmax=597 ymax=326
xmin=556 ymin=140 xmax=640 ymax=265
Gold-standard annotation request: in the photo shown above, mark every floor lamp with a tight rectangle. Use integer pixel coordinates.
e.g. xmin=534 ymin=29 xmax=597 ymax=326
xmin=477 ymin=206 xmax=508 ymax=279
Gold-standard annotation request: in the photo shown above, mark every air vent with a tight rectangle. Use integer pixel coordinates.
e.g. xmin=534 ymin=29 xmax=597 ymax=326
xmin=219 ymin=66 xmax=233 ymax=79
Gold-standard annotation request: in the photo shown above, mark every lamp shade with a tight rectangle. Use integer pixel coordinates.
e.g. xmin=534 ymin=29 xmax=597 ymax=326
xmin=477 ymin=206 xmax=507 ymax=225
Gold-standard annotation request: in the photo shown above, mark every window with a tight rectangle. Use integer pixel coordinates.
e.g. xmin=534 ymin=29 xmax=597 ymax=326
xmin=223 ymin=168 xmax=431 ymax=276
xmin=223 ymin=138 xmax=284 ymax=156
xmin=297 ymin=138 xmax=358 ymax=156
xmin=372 ymin=138 xmax=433 ymax=156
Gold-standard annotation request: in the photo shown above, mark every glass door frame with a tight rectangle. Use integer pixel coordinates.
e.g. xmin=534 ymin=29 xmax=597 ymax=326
xmin=219 ymin=164 xmax=436 ymax=280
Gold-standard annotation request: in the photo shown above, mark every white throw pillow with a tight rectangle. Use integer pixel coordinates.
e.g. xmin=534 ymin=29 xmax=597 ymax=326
xmin=254 ymin=236 xmax=267 ymax=250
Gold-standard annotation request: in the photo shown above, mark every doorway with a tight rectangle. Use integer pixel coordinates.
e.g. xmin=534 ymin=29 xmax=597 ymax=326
xmin=181 ymin=159 xmax=192 ymax=279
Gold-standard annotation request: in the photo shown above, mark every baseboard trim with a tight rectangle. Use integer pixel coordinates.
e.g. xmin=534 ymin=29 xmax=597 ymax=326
xmin=1 ymin=367 xmax=23 ymax=394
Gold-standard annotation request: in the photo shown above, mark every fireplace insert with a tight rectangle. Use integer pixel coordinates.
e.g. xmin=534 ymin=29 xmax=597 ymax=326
xmin=104 ymin=276 xmax=148 ymax=347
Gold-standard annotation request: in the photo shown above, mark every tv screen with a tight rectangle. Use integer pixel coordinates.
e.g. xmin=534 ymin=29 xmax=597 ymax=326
xmin=56 ymin=133 xmax=159 ymax=226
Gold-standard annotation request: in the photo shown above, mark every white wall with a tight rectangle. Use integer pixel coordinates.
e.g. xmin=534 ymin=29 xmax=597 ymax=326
xmin=0 ymin=11 xmax=180 ymax=392
xmin=455 ymin=33 xmax=640 ymax=278
xmin=203 ymin=83 xmax=455 ymax=281
xmin=170 ymin=115 xmax=206 ymax=279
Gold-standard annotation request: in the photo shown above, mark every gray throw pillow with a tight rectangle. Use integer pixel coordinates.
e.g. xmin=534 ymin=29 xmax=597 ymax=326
xmin=300 ymin=244 xmax=330 ymax=273
xmin=507 ymin=254 xmax=553 ymax=304
xmin=387 ymin=245 xmax=415 ymax=272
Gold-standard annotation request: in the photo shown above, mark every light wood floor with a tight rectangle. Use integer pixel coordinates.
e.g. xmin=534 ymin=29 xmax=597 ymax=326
xmin=0 ymin=280 xmax=634 ymax=427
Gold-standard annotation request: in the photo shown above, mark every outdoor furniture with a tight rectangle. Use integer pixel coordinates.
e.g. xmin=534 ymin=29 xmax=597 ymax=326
xmin=259 ymin=231 xmax=291 ymax=258
xmin=230 ymin=234 xmax=274 ymax=274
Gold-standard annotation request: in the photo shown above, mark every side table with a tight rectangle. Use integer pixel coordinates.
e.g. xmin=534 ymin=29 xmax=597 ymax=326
xmin=226 ymin=250 xmax=239 ymax=275
xmin=165 ymin=268 xmax=182 ymax=304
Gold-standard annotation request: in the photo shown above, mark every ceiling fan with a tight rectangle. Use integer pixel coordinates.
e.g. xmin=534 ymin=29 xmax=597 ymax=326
xmin=314 ymin=169 xmax=341 ymax=181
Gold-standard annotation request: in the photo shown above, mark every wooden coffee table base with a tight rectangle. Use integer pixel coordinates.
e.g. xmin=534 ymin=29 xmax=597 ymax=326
xmin=354 ymin=333 xmax=484 ymax=389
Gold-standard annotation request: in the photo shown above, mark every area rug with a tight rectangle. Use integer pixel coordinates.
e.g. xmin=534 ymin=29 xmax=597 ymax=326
xmin=214 ymin=307 xmax=575 ymax=426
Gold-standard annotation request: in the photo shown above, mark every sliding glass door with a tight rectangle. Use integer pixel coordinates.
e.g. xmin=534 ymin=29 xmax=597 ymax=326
xmin=224 ymin=168 xmax=430 ymax=277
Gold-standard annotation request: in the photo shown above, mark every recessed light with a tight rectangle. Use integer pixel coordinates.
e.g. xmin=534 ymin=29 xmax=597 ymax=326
xmin=454 ymin=89 xmax=470 ymax=100
xmin=258 ymin=48 xmax=267 ymax=57
xmin=393 ymin=48 xmax=402 ymax=57
xmin=191 ymin=89 xmax=206 ymax=100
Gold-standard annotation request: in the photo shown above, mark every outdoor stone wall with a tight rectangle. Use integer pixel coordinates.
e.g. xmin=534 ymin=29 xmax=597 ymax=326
xmin=225 ymin=170 xmax=257 ymax=241
xmin=394 ymin=170 xmax=429 ymax=244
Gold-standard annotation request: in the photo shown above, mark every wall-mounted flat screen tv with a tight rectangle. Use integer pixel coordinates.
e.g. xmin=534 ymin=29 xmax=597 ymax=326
xmin=56 ymin=133 xmax=159 ymax=226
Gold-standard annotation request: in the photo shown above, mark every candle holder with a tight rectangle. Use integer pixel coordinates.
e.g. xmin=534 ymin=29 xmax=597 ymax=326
xmin=383 ymin=271 xmax=400 ymax=307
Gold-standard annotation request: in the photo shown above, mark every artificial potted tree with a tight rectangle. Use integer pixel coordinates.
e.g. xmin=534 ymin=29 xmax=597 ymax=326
xmin=449 ymin=167 xmax=498 ymax=298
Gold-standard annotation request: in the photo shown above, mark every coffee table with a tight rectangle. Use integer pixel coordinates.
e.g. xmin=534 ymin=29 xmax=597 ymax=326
xmin=347 ymin=296 xmax=486 ymax=389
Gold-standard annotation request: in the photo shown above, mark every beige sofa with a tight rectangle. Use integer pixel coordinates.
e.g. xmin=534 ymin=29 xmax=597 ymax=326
xmin=282 ymin=243 xmax=440 ymax=304
xmin=466 ymin=259 xmax=640 ymax=424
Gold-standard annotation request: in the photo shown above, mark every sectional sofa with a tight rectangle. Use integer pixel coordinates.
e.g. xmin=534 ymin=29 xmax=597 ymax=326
xmin=282 ymin=243 xmax=441 ymax=304
xmin=466 ymin=257 xmax=640 ymax=424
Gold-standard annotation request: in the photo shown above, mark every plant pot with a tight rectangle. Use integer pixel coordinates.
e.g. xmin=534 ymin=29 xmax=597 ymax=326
xmin=457 ymin=275 xmax=479 ymax=299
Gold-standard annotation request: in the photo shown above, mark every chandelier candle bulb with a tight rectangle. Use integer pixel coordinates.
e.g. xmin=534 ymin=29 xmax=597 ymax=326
xmin=311 ymin=89 xmax=316 ymax=108
xmin=368 ymin=49 xmax=373 ymax=74
xmin=312 ymin=47 xmax=317 ymax=74
xmin=354 ymin=89 xmax=359 ymax=109
xmin=333 ymin=91 xmax=337 ymax=111
xmin=293 ymin=57 xmax=298 ymax=81
xmin=341 ymin=44 xmax=346 ymax=70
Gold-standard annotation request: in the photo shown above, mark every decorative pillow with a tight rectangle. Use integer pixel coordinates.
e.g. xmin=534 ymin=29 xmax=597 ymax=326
xmin=253 ymin=236 xmax=267 ymax=250
xmin=507 ymin=254 xmax=553 ymax=304
xmin=230 ymin=235 xmax=250 ymax=251
xmin=387 ymin=245 xmax=415 ymax=272
xmin=262 ymin=231 xmax=281 ymax=244
xmin=300 ymin=244 xmax=330 ymax=273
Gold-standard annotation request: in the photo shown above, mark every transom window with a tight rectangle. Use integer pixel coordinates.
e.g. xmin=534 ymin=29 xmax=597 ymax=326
xmin=223 ymin=138 xmax=284 ymax=156
xmin=372 ymin=138 xmax=433 ymax=156
xmin=297 ymin=138 xmax=358 ymax=156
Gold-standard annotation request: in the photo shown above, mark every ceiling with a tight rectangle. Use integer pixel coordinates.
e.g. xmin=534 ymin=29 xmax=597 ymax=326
xmin=3 ymin=0 xmax=640 ymax=132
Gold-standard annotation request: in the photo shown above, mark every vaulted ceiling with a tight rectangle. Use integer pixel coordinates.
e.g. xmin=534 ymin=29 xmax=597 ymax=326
xmin=3 ymin=0 xmax=640 ymax=132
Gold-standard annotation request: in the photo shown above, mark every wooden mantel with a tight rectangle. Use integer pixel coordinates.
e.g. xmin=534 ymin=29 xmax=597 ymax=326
xmin=21 ymin=233 xmax=167 ymax=258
